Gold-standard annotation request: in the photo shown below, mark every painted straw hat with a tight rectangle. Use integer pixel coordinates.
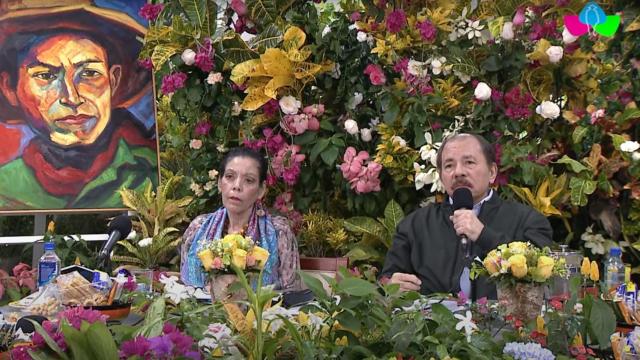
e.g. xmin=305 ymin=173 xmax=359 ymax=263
xmin=0 ymin=0 xmax=152 ymax=122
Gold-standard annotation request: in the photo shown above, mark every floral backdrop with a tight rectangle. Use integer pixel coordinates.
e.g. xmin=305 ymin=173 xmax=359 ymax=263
xmin=139 ymin=0 xmax=640 ymax=268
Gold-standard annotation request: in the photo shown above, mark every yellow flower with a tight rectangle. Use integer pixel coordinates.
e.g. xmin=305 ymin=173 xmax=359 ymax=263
xmin=537 ymin=256 xmax=555 ymax=280
xmin=250 ymin=246 xmax=270 ymax=269
xmin=198 ymin=249 xmax=215 ymax=270
xmin=483 ymin=255 xmax=501 ymax=275
xmin=508 ymin=242 xmax=528 ymax=254
xmin=508 ymin=254 xmax=528 ymax=278
xmin=222 ymin=234 xmax=243 ymax=252
xmin=536 ymin=315 xmax=547 ymax=336
xmin=589 ymin=261 xmax=599 ymax=282
xmin=580 ymin=257 xmax=591 ymax=276
xmin=232 ymin=248 xmax=248 ymax=269
xmin=335 ymin=336 xmax=348 ymax=346
xmin=47 ymin=221 xmax=55 ymax=233
xmin=298 ymin=311 xmax=309 ymax=326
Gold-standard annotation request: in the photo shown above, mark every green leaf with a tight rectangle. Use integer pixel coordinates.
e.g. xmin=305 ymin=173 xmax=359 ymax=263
xmin=569 ymin=177 xmax=597 ymax=206
xmin=151 ymin=44 xmax=182 ymax=71
xmin=60 ymin=322 xmax=92 ymax=360
xmin=610 ymin=133 xmax=627 ymax=152
xmin=344 ymin=217 xmax=388 ymax=246
xmin=249 ymin=23 xmax=283 ymax=52
xmin=30 ymin=320 xmax=69 ymax=360
xmin=310 ymin=138 xmax=330 ymax=163
xmin=320 ymin=146 xmax=339 ymax=166
xmin=335 ymin=310 xmax=361 ymax=333
xmin=383 ymin=100 xmax=400 ymax=124
xmin=556 ymin=155 xmax=589 ymax=173
xmin=383 ymin=199 xmax=404 ymax=235
xmin=135 ymin=297 xmax=166 ymax=337
xmin=336 ymin=277 xmax=378 ymax=297
xmin=246 ymin=0 xmax=277 ymax=24
xmin=299 ymin=270 xmax=329 ymax=300
xmin=220 ymin=31 xmax=259 ymax=65
xmin=615 ymin=108 xmax=640 ymax=125
xmin=293 ymin=131 xmax=317 ymax=145
xmin=86 ymin=321 xmax=119 ymax=360
xmin=481 ymin=55 xmax=500 ymax=72
xmin=588 ymin=297 xmax=616 ymax=347
xmin=572 ymin=126 xmax=589 ymax=145
xmin=345 ymin=243 xmax=382 ymax=262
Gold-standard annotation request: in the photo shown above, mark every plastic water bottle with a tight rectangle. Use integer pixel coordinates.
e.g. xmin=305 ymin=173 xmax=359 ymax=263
xmin=38 ymin=242 xmax=61 ymax=288
xmin=604 ymin=247 xmax=625 ymax=296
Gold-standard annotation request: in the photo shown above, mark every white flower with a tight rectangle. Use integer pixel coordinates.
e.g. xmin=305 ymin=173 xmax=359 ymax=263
xmin=391 ymin=135 xmax=407 ymax=147
xmin=204 ymin=181 xmax=216 ymax=191
xmin=369 ymin=117 xmax=380 ymax=128
xmin=126 ymin=230 xmax=137 ymax=240
xmin=419 ymin=146 xmax=438 ymax=165
xmin=430 ymin=57 xmax=447 ymax=75
xmin=360 ymin=128 xmax=372 ymax=142
xmin=279 ymin=95 xmax=301 ymax=115
xmin=322 ymin=25 xmax=331 ymax=37
xmin=620 ymin=140 xmax=640 ymax=153
xmin=546 ymin=45 xmax=564 ymax=63
xmin=581 ymin=225 xmax=607 ymax=255
xmin=203 ymin=323 xmax=233 ymax=342
xmin=454 ymin=310 xmax=478 ymax=342
xmin=190 ymin=182 xmax=204 ymax=197
xmin=414 ymin=165 xmax=441 ymax=191
xmin=208 ymin=169 xmax=219 ymax=179
xmin=206 ymin=72 xmax=223 ymax=85
xmin=562 ymin=27 xmax=578 ymax=44
xmin=164 ymin=282 xmax=191 ymax=304
xmin=474 ymin=82 xmax=492 ymax=101
xmin=347 ymin=92 xmax=363 ymax=109
xmin=501 ymin=21 xmax=514 ymax=40
xmin=356 ymin=31 xmax=368 ymax=42
xmin=454 ymin=69 xmax=471 ymax=83
xmin=216 ymin=144 xmax=228 ymax=153
xmin=138 ymin=237 xmax=153 ymax=247
xmin=536 ymin=101 xmax=560 ymax=119
xmin=344 ymin=119 xmax=359 ymax=135
xmin=231 ymin=101 xmax=242 ymax=116
xmin=574 ymin=303 xmax=583 ymax=314
xmin=159 ymin=274 xmax=180 ymax=286
xmin=189 ymin=139 xmax=203 ymax=149
xmin=181 ymin=49 xmax=196 ymax=65
xmin=633 ymin=152 xmax=640 ymax=162
xmin=408 ymin=60 xmax=428 ymax=77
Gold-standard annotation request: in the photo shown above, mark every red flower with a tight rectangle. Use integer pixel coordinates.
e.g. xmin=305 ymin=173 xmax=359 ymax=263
xmin=386 ymin=10 xmax=407 ymax=33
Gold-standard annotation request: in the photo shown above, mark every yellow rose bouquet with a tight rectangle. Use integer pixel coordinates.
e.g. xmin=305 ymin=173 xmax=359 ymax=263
xmin=471 ymin=241 xmax=566 ymax=285
xmin=196 ymin=233 xmax=270 ymax=274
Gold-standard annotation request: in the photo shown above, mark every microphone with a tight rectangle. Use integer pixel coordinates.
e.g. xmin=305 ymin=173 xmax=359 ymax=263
xmin=452 ymin=187 xmax=473 ymax=259
xmin=97 ymin=215 xmax=132 ymax=271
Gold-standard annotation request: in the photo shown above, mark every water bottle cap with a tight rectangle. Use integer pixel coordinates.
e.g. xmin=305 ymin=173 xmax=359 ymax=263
xmin=43 ymin=242 xmax=55 ymax=251
xmin=610 ymin=247 xmax=621 ymax=256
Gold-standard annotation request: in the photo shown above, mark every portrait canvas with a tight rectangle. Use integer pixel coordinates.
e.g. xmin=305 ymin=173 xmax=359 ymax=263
xmin=0 ymin=0 xmax=160 ymax=213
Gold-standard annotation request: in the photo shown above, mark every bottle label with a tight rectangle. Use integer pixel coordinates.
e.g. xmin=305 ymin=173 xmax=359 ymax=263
xmin=38 ymin=261 xmax=58 ymax=287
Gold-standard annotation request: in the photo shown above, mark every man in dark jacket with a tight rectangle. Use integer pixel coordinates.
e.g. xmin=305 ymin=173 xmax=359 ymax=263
xmin=380 ymin=133 xmax=552 ymax=299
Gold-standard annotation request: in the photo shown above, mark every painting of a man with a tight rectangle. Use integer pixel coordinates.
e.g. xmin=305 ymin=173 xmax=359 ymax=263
xmin=0 ymin=0 xmax=159 ymax=212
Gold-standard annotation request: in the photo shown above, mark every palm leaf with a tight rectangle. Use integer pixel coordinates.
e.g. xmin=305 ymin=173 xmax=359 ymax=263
xmin=249 ymin=23 xmax=283 ymax=52
xmin=111 ymin=255 xmax=144 ymax=265
xmin=246 ymin=0 xmax=277 ymax=24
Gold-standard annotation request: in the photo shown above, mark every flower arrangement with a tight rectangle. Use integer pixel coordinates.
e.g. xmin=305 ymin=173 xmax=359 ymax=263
xmin=471 ymin=241 xmax=565 ymax=285
xmin=197 ymin=234 xmax=269 ymax=273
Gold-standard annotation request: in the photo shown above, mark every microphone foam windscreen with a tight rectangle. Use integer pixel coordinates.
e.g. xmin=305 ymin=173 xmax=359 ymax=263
xmin=108 ymin=215 xmax=132 ymax=239
xmin=452 ymin=188 xmax=473 ymax=210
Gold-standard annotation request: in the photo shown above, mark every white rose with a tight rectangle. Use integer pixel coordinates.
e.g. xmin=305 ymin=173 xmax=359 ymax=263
xmin=206 ymin=72 xmax=223 ymax=85
xmin=344 ymin=119 xmax=359 ymax=135
xmin=181 ymin=49 xmax=196 ymax=65
xmin=620 ymin=140 xmax=640 ymax=153
xmin=408 ymin=60 xmax=427 ymax=77
xmin=633 ymin=152 xmax=640 ymax=162
xmin=474 ymin=82 xmax=492 ymax=101
xmin=347 ymin=92 xmax=363 ymax=109
xmin=391 ymin=135 xmax=407 ymax=147
xmin=546 ymin=45 xmax=564 ymax=63
xmin=536 ymin=101 xmax=561 ymax=119
xmin=189 ymin=139 xmax=203 ymax=149
xmin=360 ymin=128 xmax=372 ymax=142
xmin=356 ymin=31 xmax=368 ymax=42
xmin=208 ymin=169 xmax=219 ymax=179
xmin=501 ymin=21 xmax=514 ymax=40
xmin=138 ymin=237 xmax=153 ymax=248
xmin=562 ymin=27 xmax=578 ymax=44
xmin=574 ymin=303 xmax=583 ymax=314
xmin=279 ymin=95 xmax=301 ymax=115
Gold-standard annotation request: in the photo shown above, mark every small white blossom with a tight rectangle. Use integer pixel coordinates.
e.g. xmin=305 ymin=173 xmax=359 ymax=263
xmin=356 ymin=31 xmax=368 ymax=42
xmin=279 ymin=95 xmax=302 ymax=115
xmin=216 ymin=144 xmax=228 ymax=153
xmin=501 ymin=21 xmax=514 ymax=40
xmin=391 ymin=135 xmax=407 ymax=147
xmin=206 ymin=72 xmax=223 ymax=85
xmin=454 ymin=310 xmax=478 ymax=342
xmin=204 ymin=181 xmax=216 ymax=191
xmin=344 ymin=119 xmax=359 ymax=135
xmin=181 ymin=49 xmax=196 ymax=65
xmin=208 ymin=169 xmax=219 ymax=179
xmin=574 ymin=303 xmax=583 ymax=313
xmin=138 ymin=237 xmax=153 ymax=247
xmin=126 ymin=230 xmax=137 ymax=240
xmin=562 ymin=27 xmax=578 ymax=44
xmin=536 ymin=101 xmax=560 ymax=119
xmin=546 ymin=46 xmax=564 ymax=63
xmin=620 ymin=140 xmax=640 ymax=153
xmin=633 ymin=152 xmax=640 ymax=161
xmin=360 ymin=128 xmax=372 ymax=142
xmin=190 ymin=182 xmax=204 ymax=197
xmin=189 ymin=139 xmax=203 ymax=149
xmin=408 ymin=60 xmax=428 ymax=77
xmin=474 ymin=82 xmax=492 ymax=101
xmin=581 ymin=225 xmax=607 ymax=255
xmin=430 ymin=57 xmax=448 ymax=75
xmin=347 ymin=92 xmax=363 ymax=109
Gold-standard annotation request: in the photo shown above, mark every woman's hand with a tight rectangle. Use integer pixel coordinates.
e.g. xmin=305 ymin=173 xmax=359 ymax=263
xmin=389 ymin=272 xmax=422 ymax=292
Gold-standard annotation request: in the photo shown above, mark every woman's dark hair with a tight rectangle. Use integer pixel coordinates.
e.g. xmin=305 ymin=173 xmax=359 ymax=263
xmin=436 ymin=133 xmax=496 ymax=170
xmin=219 ymin=147 xmax=268 ymax=184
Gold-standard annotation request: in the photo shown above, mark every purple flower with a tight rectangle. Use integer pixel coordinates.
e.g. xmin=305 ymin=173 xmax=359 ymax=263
xmin=184 ymin=351 xmax=203 ymax=360
xmin=11 ymin=345 xmax=36 ymax=360
xmin=417 ymin=20 xmax=437 ymax=42
xmin=139 ymin=3 xmax=164 ymax=21
xmin=194 ymin=120 xmax=212 ymax=136
xmin=120 ymin=336 xmax=151 ymax=358
xmin=261 ymin=99 xmax=280 ymax=118
xmin=123 ymin=275 xmax=137 ymax=292
xmin=161 ymin=72 xmax=188 ymax=94
xmin=149 ymin=335 xmax=174 ymax=357
xmin=386 ymin=9 xmax=407 ymax=33
xmin=137 ymin=58 xmax=153 ymax=70
xmin=194 ymin=52 xmax=214 ymax=72
xmin=57 ymin=307 xmax=108 ymax=330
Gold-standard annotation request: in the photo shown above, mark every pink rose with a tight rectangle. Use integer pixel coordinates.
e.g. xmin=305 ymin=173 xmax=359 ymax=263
xmin=364 ymin=64 xmax=386 ymax=85
xmin=212 ymin=257 xmax=223 ymax=269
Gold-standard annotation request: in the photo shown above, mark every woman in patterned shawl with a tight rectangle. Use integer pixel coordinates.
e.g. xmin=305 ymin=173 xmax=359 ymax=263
xmin=180 ymin=147 xmax=301 ymax=291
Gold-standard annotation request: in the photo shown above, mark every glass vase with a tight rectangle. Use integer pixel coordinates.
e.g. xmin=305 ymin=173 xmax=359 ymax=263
xmin=496 ymin=282 xmax=545 ymax=321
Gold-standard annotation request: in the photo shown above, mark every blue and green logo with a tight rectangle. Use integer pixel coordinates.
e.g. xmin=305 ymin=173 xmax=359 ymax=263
xmin=564 ymin=1 xmax=620 ymax=37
